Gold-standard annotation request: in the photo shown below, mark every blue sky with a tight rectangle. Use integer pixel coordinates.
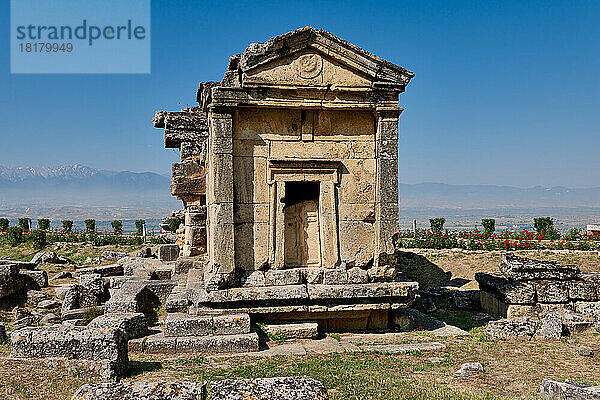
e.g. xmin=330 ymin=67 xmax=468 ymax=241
xmin=1 ymin=0 xmax=598 ymax=187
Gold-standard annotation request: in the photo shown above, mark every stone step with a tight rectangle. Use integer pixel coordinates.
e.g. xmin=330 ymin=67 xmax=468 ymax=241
xmin=129 ymin=332 xmax=259 ymax=354
xmin=264 ymin=322 xmax=319 ymax=340
xmin=164 ymin=313 xmax=250 ymax=337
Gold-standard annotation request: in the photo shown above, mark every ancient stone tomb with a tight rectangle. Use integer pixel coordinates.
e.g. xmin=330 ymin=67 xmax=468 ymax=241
xmin=154 ymin=27 xmax=416 ymax=329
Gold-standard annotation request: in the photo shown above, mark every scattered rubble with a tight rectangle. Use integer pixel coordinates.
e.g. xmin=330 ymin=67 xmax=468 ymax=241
xmin=540 ymin=379 xmax=600 ymax=399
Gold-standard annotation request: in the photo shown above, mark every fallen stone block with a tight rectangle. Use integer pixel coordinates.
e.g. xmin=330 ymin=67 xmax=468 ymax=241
xmin=88 ymin=313 xmax=148 ymax=339
xmin=535 ymin=314 xmax=563 ymax=339
xmin=540 ymin=379 xmax=600 ymax=399
xmin=0 ymin=323 xmax=6 ymax=342
xmin=475 ymin=273 xmax=536 ymax=304
xmin=452 ymin=290 xmax=481 ymax=310
xmin=0 ymin=264 xmax=25 ymax=299
xmin=78 ymin=264 xmax=124 ymax=277
xmin=165 ymin=288 xmax=192 ymax=313
xmin=485 ymin=317 xmax=539 ymax=339
xmin=213 ymin=313 xmax=250 ymax=335
xmin=159 ymin=244 xmax=180 ymax=262
xmin=101 ymin=251 xmax=128 ymax=261
xmin=165 ymin=313 xmax=212 ymax=337
xmin=20 ymin=270 xmax=48 ymax=288
xmin=0 ymin=259 xmax=37 ymax=269
xmin=50 ymin=271 xmax=72 ymax=281
xmin=37 ymin=299 xmax=60 ymax=310
xmin=129 ymin=332 xmax=259 ymax=354
xmin=499 ymin=253 xmax=580 ymax=281
xmin=264 ymin=322 xmax=319 ymax=339
xmin=70 ymin=377 xmax=329 ymax=400
xmin=10 ymin=326 xmax=128 ymax=380
xmin=206 ymin=377 xmax=329 ymax=400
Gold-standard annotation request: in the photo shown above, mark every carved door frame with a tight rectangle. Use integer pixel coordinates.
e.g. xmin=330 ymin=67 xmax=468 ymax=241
xmin=267 ymin=159 xmax=341 ymax=269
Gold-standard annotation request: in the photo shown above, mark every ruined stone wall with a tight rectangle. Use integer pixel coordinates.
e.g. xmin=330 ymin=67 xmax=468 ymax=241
xmin=232 ymin=108 xmax=378 ymax=271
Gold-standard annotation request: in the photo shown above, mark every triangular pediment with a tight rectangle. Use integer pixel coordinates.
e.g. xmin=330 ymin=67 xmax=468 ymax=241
xmin=238 ymin=27 xmax=414 ymax=90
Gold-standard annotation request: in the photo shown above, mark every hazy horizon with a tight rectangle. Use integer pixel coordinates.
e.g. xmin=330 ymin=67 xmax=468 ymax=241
xmin=1 ymin=1 xmax=599 ymax=188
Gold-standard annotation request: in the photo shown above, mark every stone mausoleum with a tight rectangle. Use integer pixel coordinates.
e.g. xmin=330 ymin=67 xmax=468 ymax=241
xmin=154 ymin=27 xmax=416 ymax=330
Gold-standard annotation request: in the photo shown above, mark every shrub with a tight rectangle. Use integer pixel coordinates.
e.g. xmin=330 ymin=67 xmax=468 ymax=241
xmin=38 ymin=218 xmax=50 ymax=230
xmin=481 ymin=219 xmax=495 ymax=236
xmin=568 ymin=227 xmax=581 ymax=240
xmin=135 ymin=219 xmax=146 ymax=236
xmin=84 ymin=219 xmax=96 ymax=232
xmin=0 ymin=218 xmax=8 ymax=231
xmin=7 ymin=227 xmax=23 ymax=246
xmin=429 ymin=218 xmax=445 ymax=232
xmin=18 ymin=218 xmax=30 ymax=231
xmin=30 ymin=230 xmax=47 ymax=249
xmin=62 ymin=220 xmax=73 ymax=232
xmin=533 ymin=217 xmax=559 ymax=239
xmin=111 ymin=220 xmax=123 ymax=235
xmin=165 ymin=217 xmax=181 ymax=233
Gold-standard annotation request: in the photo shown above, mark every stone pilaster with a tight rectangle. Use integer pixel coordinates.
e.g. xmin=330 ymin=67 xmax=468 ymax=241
xmin=205 ymin=108 xmax=235 ymax=289
xmin=374 ymin=108 xmax=401 ymax=264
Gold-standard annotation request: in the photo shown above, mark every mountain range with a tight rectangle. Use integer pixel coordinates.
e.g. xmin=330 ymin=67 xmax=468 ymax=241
xmin=0 ymin=165 xmax=598 ymax=226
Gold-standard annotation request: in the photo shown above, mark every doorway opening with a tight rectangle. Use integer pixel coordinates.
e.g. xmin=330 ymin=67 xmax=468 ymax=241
xmin=283 ymin=181 xmax=321 ymax=267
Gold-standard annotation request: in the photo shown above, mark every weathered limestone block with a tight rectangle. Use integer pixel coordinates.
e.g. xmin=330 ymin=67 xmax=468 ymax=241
xmin=323 ymin=269 xmax=348 ymax=285
xmin=264 ymin=322 xmax=319 ymax=339
xmin=499 ymin=253 xmax=580 ymax=281
xmin=568 ymin=276 xmax=599 ymax=301
xmin=10 ymin=326 xmax=128 ymax=380
xmin=475 ymin=273 xmax=536 ymax=304
xmin=71 ymin=382 xmax=204 ymax=400
xmin=159 ymin=244 xmax=180 ymax=262
xmin=101 ymin=251 xmax=128 ymax=261
xmin=181 ymin=140 xmax=207 ymax=161
xmin=165 ymin=288 xmax=192 ymax=313
xmin=78 ymin=264 xmax=124 ymax=277
xmin=165 ymin=313 xmax=213 ymax=337
xmin=347 ymin=267 xmax=369 ymax=284
xmin=485 ymin=317 xmax=539 ymax=339
xmin=536 ymin=281 xmax=569 ymax=303
xmin=206 ymin=377 xmax=329 ymax=400
xmin=213 ymin=313 xmax=250 ymax=335
xmin=540 ymin=379 xmax=600 ymax=400
xmin=171 ymin=176 xmax=206 ymax=196
xmin=305 ymin=268 xmax=323 ymax=284
xmin=88 ymin=313 xmax=148 ymax=340
xmin=308 ymin=282 xmax=418 ymax=301
xmin=172 ymin=160 xmax=206 ymax=177
xmin=265 ymin=269 xmax=302 ymax=286
xmin=71 ymin=377 xmax=328 ymax=400
xmin=20 ymin=269 xmax=48 ymax=289
xmin=241 ymin=270 xmax=266 ymax=287
xmin=130 ymin=332 xmax=259 ymax=354
xmin=234 ymin=222 xmax=270 ymax=271
xmin=367 ymin=265 xmax=397 ymax=283
xmin=0 ymin=264 xmax=24 ymax=299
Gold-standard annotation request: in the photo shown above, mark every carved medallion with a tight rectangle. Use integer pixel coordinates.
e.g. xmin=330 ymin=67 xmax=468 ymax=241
xmin=297 ymin=54 xmax=323 ymax=79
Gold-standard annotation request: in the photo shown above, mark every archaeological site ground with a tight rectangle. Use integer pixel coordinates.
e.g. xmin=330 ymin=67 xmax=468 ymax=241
xmin=1 ymin=27 xmax=599 ymax=400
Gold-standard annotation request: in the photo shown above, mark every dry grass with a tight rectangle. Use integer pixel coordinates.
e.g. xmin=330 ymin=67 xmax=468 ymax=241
xmin=400 ymin=249 xmax=600 ymax=289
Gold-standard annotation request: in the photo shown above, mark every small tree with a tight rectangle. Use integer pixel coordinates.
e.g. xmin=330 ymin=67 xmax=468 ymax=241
xmin=135 ymin=219 xmax=146 ymax=236
xmin=533 ymin=217 xmax=555 ymax=237
xmin=166 ymin=217 xmax=181 ymax=233
xmin=7 ymin=227 xmax=23 ymax=246
xmin=429 ymin=218 xmax=445 ymax=232
xmin=0 ymin=218 xmax=8 ymax=231
xmin=112 ymin=220 xmax=123 ymax=235
xmin=18 ymin=218 xmax=30 ymax=232
xmin=38 ymin=218 xmax=50 ymax=230
xmin=62 ymin=220 xmax=73 ymax=232
xmin=85 ymin=219 xmax=96 ymax=233
xmin=31 ymin=230 xmax=47 ymax=249
xmin=481 ymin=219 xmax=495 ymax=237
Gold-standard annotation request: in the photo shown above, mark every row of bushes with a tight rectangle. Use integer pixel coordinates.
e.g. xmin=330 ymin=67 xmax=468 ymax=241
xmin=0 ymin=218 xmax=161 ymax=235
xmin=0 ymin=217 xmax=182 ymax=235
xmin=425 ymin=217 xmax=585 ymax=240
xmin=0 ymin=228 xmax=170 ymax=248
